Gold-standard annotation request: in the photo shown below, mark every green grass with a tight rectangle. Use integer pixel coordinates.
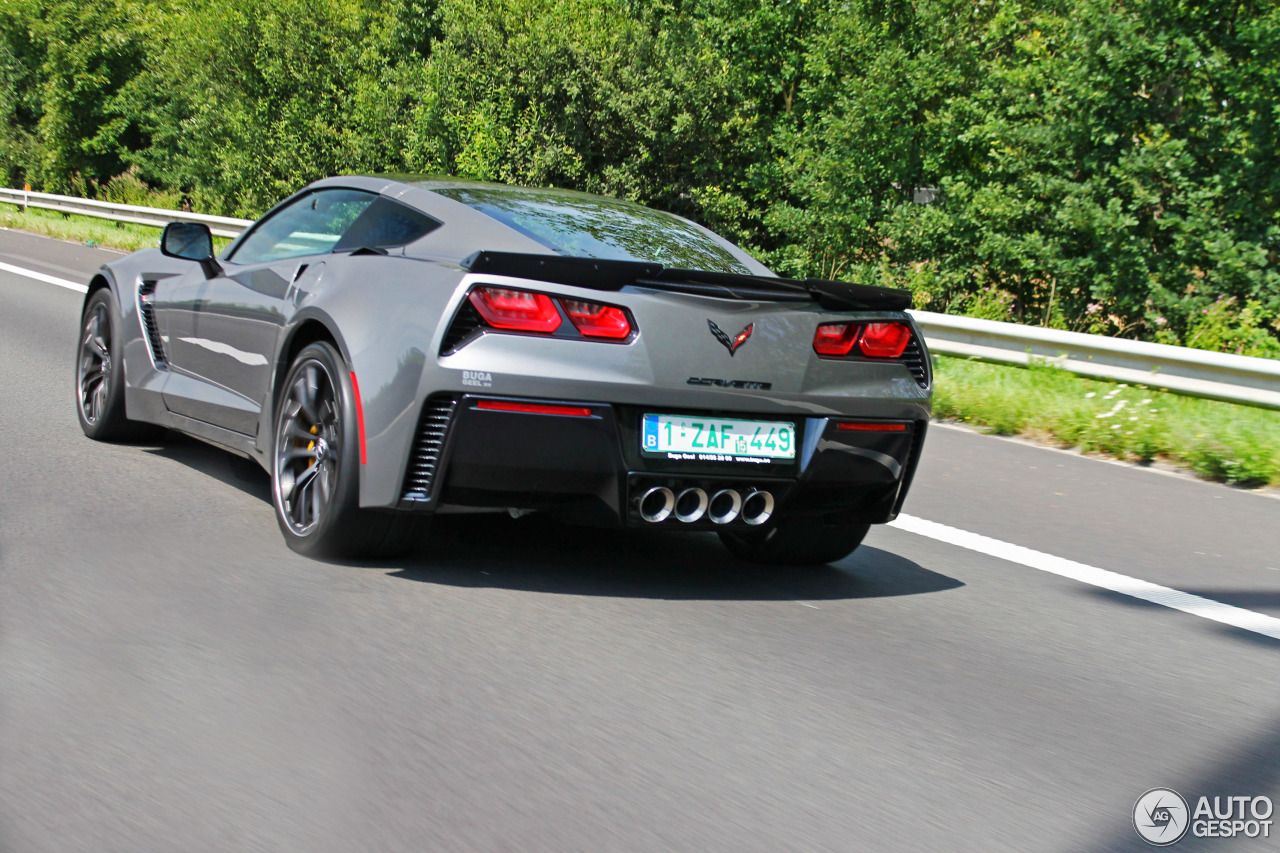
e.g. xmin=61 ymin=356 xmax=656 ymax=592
xmin=933 ymin=356 xmax=1280 ymax=487
xmin=0 ymin=204 xmax=235 ymax=254
xmin=0 ymin=204 xmax=167 ymax=252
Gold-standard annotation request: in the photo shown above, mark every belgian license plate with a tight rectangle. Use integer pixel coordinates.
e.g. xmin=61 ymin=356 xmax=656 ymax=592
xmin=641 ymin=414 xmax=796 ymax=463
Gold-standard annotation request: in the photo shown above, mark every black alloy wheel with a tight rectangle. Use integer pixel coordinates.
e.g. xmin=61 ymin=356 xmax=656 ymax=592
xmin=275 ymin=355 xmax=341 ymax=537
xmin=77 ymin=297 xmax=114 ymax=427
xmin=75 ymin=288 xmax=156 ymax=441
xmin=272 ymin=341 xmax=417 ymax=558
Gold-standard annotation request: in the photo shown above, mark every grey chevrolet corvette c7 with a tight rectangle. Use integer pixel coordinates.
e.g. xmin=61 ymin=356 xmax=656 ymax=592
xmin=74 ymin=176 xmax=932 ymax=562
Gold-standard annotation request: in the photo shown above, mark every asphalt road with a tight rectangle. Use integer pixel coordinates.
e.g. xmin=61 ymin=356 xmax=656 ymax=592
xmin=1 ymin=228 xmax=1277 ymax=852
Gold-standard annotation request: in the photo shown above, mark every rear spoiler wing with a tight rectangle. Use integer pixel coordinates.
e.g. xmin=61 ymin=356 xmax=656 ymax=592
xmin=461 ymin=251 xmax=912 ymax=312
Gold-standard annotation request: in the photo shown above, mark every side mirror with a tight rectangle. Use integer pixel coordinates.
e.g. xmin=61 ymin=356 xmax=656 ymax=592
xmin=160 ymin=222 xmax=222 ymax=278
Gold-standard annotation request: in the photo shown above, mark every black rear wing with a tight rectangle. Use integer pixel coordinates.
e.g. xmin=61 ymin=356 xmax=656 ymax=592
xmin=461 ymin=251 xmax=912 ymax=312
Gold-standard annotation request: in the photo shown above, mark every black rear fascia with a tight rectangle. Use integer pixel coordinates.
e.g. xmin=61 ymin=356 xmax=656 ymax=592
xmin=461 ymin=251 xmax=912 ymax=310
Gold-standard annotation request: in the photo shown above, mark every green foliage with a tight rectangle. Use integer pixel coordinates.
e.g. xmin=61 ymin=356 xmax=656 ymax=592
xmin=0 ymin=0 xmax=1276 ymax=356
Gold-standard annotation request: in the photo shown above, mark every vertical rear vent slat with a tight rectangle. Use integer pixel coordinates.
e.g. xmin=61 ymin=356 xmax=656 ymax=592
xmin=401 ymin=394 xmax=459 ymax=501
xmin=900 ymin=335 xmax=929 ymax=388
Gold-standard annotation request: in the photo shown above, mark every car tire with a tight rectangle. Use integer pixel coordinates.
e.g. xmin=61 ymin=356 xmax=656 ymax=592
xmin=718 ymin=515 xmax=871 ymax=565
xmin=75 ymin=288 xmax=162 ymax=442
xmin=272 ymin=342 xmax=417 ymax=559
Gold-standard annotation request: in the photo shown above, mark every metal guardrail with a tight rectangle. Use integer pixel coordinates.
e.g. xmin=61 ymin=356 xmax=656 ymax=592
xmin=912 ymin=310 xmax=1280 ymax=410
xmin=0 ymin=187 xmax=251 ymax=238
xmin=1 ymin=186 xmax=1277 ymax=409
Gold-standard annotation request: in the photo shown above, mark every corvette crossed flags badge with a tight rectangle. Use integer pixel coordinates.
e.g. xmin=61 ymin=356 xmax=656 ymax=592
xmin=707 ymin=319 xmax=754 ymax=356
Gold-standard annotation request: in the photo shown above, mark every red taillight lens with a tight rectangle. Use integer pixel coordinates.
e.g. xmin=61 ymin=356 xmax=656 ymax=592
xmin=813 ymin=323 xmax=862 ymax=356
xmin=858 ymin=322 xmax=912 ymax=358
xmin=469 ymin=287 xmax=562 ymax=333
xmin=562 ymin=299 xmax=632 ymax=339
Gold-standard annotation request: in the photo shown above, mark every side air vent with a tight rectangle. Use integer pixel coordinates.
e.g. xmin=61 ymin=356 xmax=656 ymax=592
xmin=439 ymin=300 xmax=484 ymax=355
xmin=900 ymin=334 xmax=929 ymax=388
xmin=138 ymin=280 xmax=167 ymax=367
xmin=892 ymin=420 xmax=930 ymax=515
xmin=401 ymin=394 xmax=459 ymax=501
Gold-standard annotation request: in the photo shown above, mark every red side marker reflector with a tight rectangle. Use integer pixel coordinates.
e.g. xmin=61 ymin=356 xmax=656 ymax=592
xmin=476 ymin=400 xmax=594 ymax=417
xmin=350 ymin=371 xmax=368 ymax=464
xmin=836 ymin=422 xmax=909 ymax=432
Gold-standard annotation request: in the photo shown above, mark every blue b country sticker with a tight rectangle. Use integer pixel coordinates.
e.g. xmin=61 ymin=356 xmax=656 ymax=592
xmin=642 ymin=414 xmax=659 ymax=449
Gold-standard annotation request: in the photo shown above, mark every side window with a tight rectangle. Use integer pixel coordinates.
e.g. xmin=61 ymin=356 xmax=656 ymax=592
xmin=333 ymin=198 xmax=441 ymax=252
xmin=229 ymin=189 xmax=378 ymax=265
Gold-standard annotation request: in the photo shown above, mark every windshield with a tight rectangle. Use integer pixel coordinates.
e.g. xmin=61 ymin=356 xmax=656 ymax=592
xmin=433 ymin=186 xmax=753 ymax=274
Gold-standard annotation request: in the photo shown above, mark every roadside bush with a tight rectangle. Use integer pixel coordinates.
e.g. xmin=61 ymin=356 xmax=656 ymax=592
xmin=0 ymin=0 xmax=1276 ymax=356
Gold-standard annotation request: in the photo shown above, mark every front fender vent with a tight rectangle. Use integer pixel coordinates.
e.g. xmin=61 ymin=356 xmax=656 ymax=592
xmin=138 ymin=280 xmax=167 ymax=366
xmin=401 ymin=394 xmax=459 ymax=502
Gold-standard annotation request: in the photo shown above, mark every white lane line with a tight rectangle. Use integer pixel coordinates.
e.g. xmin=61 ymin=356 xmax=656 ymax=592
xmin=890 ymin=514 xmax=1280 ymax=641
xmin=0 ymin=259 xmax=88 ymax=293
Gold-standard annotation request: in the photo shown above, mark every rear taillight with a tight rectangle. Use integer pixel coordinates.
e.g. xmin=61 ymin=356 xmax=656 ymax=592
xmin=813 ymin=321 xmax=912 ymax=359
xmin=562 ymin=299 xmax=632 ymax=339
xmin=464 ymin=286 xmax=634 ymax=341
xmin=469 ymin=287 xmax=561 ymax=333
xmin=813 ymin=323 xmax=862 ymax=356
xmin=859 ymin=322 xmax=912 ymax=358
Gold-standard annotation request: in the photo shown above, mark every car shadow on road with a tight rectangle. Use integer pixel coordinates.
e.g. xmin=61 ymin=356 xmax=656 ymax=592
xmin=383 ymin=514 xmax=964 ymax=602
xmin=142 ymin=433 xmax=272 ymax=503
xmin=133 ymin=434 xmax=961 ymax=601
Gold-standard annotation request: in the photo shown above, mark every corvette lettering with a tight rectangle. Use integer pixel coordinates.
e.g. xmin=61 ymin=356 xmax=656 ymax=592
xmin=687 ymin=377 xmax=773 ymax=390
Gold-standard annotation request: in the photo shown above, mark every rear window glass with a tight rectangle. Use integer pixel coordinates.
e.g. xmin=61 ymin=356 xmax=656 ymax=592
xmin=334 ymin=198 xmax=440 ymax=252
xmin=432 ymin=186 xmax=752 ymax=273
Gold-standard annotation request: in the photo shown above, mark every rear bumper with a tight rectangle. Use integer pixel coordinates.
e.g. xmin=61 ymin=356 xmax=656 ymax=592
xmin=396 ymin=394 xmax=927 ymax=529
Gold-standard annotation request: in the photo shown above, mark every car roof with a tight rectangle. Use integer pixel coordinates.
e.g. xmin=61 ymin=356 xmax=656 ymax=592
xmin=299 ymin=175 xmax=772 ymax=274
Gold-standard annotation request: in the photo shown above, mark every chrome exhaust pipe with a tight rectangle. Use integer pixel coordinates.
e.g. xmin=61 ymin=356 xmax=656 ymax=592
xmin=674 ymin=488 xmax=709 ymax=523
xmin=707 ymin=489 xmax=742 ymax=525
xmin=638 ymin=486 xmax=675 ymax=523
xmin=740 ymin=490 xmax=775 ymax=526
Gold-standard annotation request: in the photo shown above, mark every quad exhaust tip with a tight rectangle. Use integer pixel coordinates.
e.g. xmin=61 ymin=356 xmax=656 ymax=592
xmin=674 ymin=488 xmax=709 ymax=523
xmin=637 ymin=485 xmax=774 ymax=525
xmin=639 ymin=486 xmax=676 ymax=523
xmin=708 ymin=489 xmax=743 ymax=525
xmin=741 ymin=490 xmax=775 ymax=526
